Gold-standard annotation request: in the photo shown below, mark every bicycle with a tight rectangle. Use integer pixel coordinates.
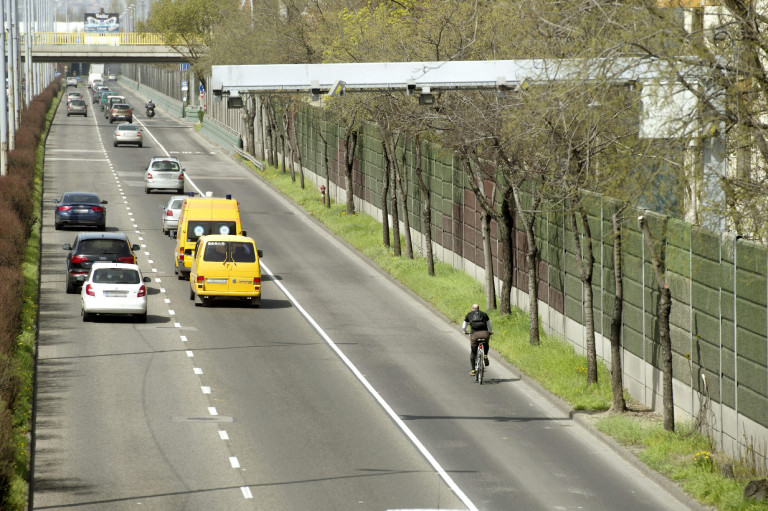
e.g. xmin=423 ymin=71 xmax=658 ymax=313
xmin=474 ymin=340 xmax=485 ymax=384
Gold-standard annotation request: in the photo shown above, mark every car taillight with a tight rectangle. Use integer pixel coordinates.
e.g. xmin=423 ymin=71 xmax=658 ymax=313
xmin=196 ymin=276 xmax=204 ymax=284
xmin=118 ymin=256 xmax=135 ymax=264
xmin=254 ymin=278 xmax=260 ymax=286
xmin=58 ymin=205 xmax=72 ymax=211
xmin=179 ymin=174 xmax=184 ymax=180
xmin=146 ymin=172 xmax=153 ymax=179
xmin=85 ymin=284 xmax=95 ymax=296
xmin=71 ymin=255 xmax=88 ymax=263
xmin=136 ymin=132 xmax=142 ymax=137
xmin=91 ymin=206 xmax=104 ymax=212
xmin=166 ymin=209 xmax=173 ymax=216
xmin=137 ymin=285 xmax=146 ymax=298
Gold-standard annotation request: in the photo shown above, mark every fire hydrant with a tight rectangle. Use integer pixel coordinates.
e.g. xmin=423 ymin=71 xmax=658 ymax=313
xmin=320 ymin=185 xmax=326 ymax=205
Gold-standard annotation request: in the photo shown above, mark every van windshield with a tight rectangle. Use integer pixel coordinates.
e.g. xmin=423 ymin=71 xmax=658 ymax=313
xmin=203 ymin=241 xmax=256 ymax=263
xmin=186 ymin=221 xmax=237 ymax=242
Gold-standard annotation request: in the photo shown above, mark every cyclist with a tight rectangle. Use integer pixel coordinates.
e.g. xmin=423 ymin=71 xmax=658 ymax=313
xmin=462 ymin=304 xmax=492 ymax=376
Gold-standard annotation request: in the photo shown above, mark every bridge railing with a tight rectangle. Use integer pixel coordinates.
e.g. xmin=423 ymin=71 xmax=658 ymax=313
xmin=22 ymin=32 xmax=167 ymax=45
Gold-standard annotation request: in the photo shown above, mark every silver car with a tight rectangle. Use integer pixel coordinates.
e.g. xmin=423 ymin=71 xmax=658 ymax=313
xmin=161 ymin=195 xmax=188 ymax=235
xmin=144 ymin=157 xmax=184 ymax=194
xmin=113 ymin=123 xmax=143 ymax=147
xmin=66 ymin=91 xmax=83 ymax=102
xmin=67 ymin=99 xmax=87 ymax=117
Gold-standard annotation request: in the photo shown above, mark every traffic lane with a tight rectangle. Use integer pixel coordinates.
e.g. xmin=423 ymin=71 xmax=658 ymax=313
xmin=44 ymin=102 xmax=472 ymax=509
xmin=176 ymin=157 xmax=695 ymax=509
xmin=167 ymin=291 xmax=466 ymax=510
xmin=34 ymin=104 xmax=257 ymax=510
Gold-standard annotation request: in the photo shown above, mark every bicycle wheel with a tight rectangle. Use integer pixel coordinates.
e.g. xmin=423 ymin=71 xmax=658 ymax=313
xmin=476 ymin=347 xmax=484 ymax=384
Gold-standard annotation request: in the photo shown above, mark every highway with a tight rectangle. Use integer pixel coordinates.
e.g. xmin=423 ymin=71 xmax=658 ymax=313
xmin=31 ymin=82 xmax=699 ymax=510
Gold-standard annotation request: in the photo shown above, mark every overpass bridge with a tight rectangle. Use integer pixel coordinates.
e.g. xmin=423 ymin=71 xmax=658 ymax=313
xmin=19 ymin=33 xmax=189 ymax=63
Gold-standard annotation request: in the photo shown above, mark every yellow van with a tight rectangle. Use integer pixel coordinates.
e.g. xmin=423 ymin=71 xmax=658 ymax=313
xmin=189 ymin=235 xmax=263 ymax=306
xmin=174 ymin=195 xmax=245 ymax=279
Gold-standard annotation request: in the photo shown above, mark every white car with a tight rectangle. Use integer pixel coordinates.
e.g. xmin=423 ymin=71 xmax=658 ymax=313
xmin=144 ymin=156 xmax=185 ymax=194
xmin=161 ymin=195 xmax=188 ymax=236
xmin=81 ymin=263 xmax=150 ymax=323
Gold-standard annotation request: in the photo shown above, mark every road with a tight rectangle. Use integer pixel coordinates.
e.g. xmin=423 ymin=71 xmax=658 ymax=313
xmin=31 ymin=82 xmax=699 ymax=510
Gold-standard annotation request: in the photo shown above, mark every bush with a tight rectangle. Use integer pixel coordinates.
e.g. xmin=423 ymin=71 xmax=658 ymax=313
xmin=0 ymin=207 xmax=25 ymax=268
xmin=0 ymin=268 xmax=22 ymax=355
xmin=0 ymin=176 xmax=33 ymax=230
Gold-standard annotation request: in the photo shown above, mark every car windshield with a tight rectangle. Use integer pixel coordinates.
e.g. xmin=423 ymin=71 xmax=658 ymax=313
xmin=62 ymin=193 xmax=98 ymax=203
xmin=78 ymin=239 xmax=128 ymax=254
xmin=186 ymin=221 xmax=237 ymax=242
xmin=92 ymin=268 xmax=140 ymax=284
xmin=203 ymin=241 xmax=256 ymax=263
xmin=152 ymin=161 xmax=180 ymax=171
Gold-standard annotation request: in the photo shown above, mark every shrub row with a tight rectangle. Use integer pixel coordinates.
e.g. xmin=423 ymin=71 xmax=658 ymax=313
xmin=0 ymin=77 xmax=61 ymax=507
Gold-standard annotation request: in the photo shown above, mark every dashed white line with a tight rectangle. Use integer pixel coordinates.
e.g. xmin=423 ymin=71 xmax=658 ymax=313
xmin=194 ymin=368 xmax=203 ymax=375
xmin=186 ymin=350 xmax=193 ymax=357
xmin=241 ymin=487 xmax=253 ymax=499
xmin=218 ymin=430 xmax=229 ymax=440
xmin=201 ymin=386 xmax=211 ymax=394
xmin=229 ymin=457 xmax=240 ymax=468
xmin=208 ymin=407 xmax=218 ymax=416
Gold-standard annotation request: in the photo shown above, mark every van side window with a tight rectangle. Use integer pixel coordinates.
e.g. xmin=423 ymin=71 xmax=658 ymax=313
xmin=231 ymin=242 xmax=255 ymax=262
xmin=204 ymin=242 xmax=227 ymax=262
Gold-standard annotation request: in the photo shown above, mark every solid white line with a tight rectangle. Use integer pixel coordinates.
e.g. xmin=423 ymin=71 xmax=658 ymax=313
xmin=259 ymin=261 xmax=477 ymax=511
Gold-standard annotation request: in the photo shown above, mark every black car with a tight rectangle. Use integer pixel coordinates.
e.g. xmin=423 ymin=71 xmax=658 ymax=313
xmin=62 ymin=232 xmax=140 ymax=294
xmin=53 ymin=192 xmax=107 ymax=230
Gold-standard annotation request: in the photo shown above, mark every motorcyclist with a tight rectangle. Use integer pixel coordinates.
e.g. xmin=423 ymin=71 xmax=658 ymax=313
xmin=145 ymin=100 xmax=155 ymax=117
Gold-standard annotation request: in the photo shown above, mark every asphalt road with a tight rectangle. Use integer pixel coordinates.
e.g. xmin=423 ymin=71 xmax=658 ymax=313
xmin=31 ymin=82 xmax=700 ymax=510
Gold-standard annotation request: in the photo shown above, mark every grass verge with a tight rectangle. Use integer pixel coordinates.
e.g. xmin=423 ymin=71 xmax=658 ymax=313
xmin=241 ymin=160 xmax=768 ymax=511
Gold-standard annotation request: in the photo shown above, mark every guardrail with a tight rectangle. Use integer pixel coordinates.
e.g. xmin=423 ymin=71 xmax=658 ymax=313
xmin=233 ymin=147 xmax=265 ymax=170
xmin=22 ymin=32 xmax=167 ymax=45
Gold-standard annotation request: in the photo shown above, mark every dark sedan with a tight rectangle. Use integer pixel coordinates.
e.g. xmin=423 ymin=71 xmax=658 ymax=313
xmin=53 ymin=192 xmax=108 ymax=230
xmin=62 ymin=232 xmax=140 ymax=294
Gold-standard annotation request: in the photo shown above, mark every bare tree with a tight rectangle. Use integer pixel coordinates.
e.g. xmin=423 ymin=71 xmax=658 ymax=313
xmin=639 ymin=215 xmax=674 ymax=431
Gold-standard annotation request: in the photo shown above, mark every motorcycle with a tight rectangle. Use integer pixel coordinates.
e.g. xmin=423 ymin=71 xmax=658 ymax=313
xmin=146 ymin=106 xmax=155 ymax=118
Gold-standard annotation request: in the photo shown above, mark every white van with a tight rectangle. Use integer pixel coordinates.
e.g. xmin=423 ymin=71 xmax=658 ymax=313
xmin=88 ymin=72 xmax=104 ymax=88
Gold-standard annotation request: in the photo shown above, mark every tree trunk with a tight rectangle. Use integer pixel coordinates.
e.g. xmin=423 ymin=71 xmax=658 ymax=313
xmin=264 ymin=101 xmax=276 ymax=167
xmin=459 ymin=152 xmax=504 ymax=313
xmin=390 ymin=158 xmax=401 ymax=256
xmin=610 ymin=212 xmax=626 ymax=412
xmin=344 ymin=126 xmax=357 ymax=214
xmin=482 ymin=212 xmax=497 ymax=310
xmin=639 ymin=216 xmax=674 ymax=431
xmin=499 ymin=190 xmax=514 ymax=315
xmin=319 ymin=129 xmax=332 ymax=209
xmin=381 ymin=139 xmax=391 ymax=246
xmin=242 ymin=95 xmax=256 ymax=156
xmin=282 ymin=110 xmax=293 ymax=181
xmin=396 ymin=148 xmax=413 ymax=259
xmin=292 ymin=107 xmax=305 ymax=189
xmin=570 ymin=206 xmax=597 ymax=384
xmin=412 ymin=136 xmax=434 ymax=275
xmin=512 ymin=184 xmax=540 ymax=345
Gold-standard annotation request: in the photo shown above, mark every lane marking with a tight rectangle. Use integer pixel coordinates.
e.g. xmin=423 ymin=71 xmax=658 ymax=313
xmin=229 ymin=457 xmax=240 ymax=469
xmin=219 ymin=430 xmax=229 ymax=440
xmin=260 ymin=261 xmax=478 ymax=511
